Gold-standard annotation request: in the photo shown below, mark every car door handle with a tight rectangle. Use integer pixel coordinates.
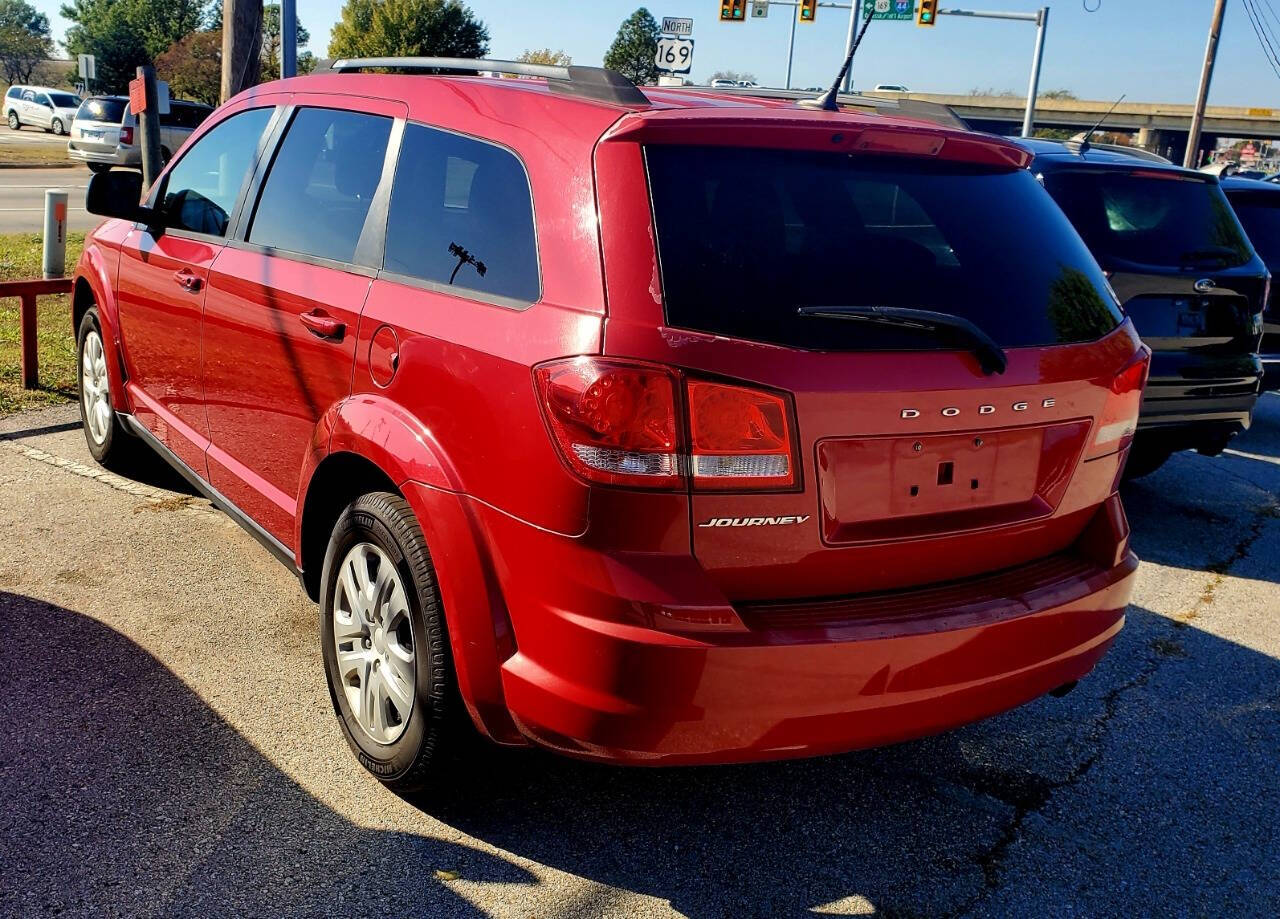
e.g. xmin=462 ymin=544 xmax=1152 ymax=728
xmin=300 ymin=310 xmax=345 ymax=341
xmin=172 ymin=269 xmax=202 ymax=292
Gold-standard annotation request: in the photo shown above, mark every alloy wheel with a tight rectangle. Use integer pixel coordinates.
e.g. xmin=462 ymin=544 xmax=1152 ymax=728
xmin=80 ymin=329 xmax=111 ymax=445
xmin=332 ymin=542 xmax=416 ymax=744
xmin=7 ymin=112 xmax=17 ymax=130
xmin=52 ymin=119 xmax=64 ymax=135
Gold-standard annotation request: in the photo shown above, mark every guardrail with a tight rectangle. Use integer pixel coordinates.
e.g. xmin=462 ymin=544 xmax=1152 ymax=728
xmin=1 ymin=278 xmax=74 ymax=389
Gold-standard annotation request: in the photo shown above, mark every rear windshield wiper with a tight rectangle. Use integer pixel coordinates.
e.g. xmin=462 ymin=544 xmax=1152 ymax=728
xmin=1177 ymin=246 xmax=1239 ymax=266
xmin=797 ymin=305 xmax=1008 ymax=375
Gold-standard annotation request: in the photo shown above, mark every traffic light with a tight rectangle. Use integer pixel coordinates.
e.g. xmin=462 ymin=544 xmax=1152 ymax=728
xmin=799 ymin=0 xmax=817 ymax=22
xmin=720 ymin=0 xmax=747 ymax=21
xmin=916 ymin=0 xmax=937 ymax=26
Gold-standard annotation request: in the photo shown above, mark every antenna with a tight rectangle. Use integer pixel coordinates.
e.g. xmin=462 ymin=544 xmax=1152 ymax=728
xmin=1077 ymin=93 xmax=1126 ymax=153
xmin=799 ymin=4 xmax=875 ymax=112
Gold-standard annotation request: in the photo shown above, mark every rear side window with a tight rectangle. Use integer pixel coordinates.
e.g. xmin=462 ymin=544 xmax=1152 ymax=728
xmin=76 ymin=97 xmax=126 ymax=124
xmin=5 ymin=87 xmax=19 ymax=99
xmin=158 ymin=106 xmax=274 ymax=236
xmin=646 ymin=146 xmax=1121 ymax=350
xmin=384 ymin=123 xmax=539 ymax=305
xmin=1225 ymin=191 xmax=1280 ymax=264
xmin=1042 ymin=169 xmax=1253 ymax=270
xmin=248 ymin=107 xmax=392 ymax=264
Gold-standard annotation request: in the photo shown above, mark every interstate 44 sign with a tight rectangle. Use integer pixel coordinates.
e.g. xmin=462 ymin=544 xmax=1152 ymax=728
xmin=863 ymin=0 xmax=915 ymax=19
xmin=655 ymin=35 xmax=695 ymax=74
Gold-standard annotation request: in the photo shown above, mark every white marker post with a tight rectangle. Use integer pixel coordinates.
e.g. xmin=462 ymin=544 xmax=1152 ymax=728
xmin=42 ymin=189 xmax=69 ymax=279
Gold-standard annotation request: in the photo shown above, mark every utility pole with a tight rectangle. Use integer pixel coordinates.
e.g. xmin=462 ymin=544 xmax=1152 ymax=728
xmin=281 ymin=0 xmax=297 ymax=79
xmin=222 ymin=0 xmax=263 ymax=104
xmin=1185 ymin=0 xmax=1227 ymax=169
xmin=840 ymin=2 xmax=859 ymax=92
xmin=134 ymin=66 xmax=163 ymax=190
xmin=1022 ymin=6 xmax=1048 ymax=137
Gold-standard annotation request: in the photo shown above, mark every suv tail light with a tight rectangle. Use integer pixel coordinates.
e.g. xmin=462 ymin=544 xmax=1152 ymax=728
xmin=687 ymin=380 xmax=795 ymax=489
xmin=119 ymin=126 xmax=134 ymax=145
xmin=1089 ymin=346 xmax=1151 ymax=458
xmin=535 ymin=358 xmax=799 ymax=491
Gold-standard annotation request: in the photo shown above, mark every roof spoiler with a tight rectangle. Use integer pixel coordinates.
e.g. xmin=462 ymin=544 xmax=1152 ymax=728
xmin=322 ymin=57 xmax=650 ymax=107
xmin=699 ymin=85 xmax=970 ymax=131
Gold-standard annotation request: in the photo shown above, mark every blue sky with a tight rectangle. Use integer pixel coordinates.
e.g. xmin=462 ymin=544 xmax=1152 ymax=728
xmin=31 ymin=0 xmax=1280 ymax=106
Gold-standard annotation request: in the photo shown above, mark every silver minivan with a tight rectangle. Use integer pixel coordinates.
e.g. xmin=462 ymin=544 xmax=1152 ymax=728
xmin=4 ymin=85 xmax=83 ymax=134
xmin=67 ymin=95 xmax=213 ymax=172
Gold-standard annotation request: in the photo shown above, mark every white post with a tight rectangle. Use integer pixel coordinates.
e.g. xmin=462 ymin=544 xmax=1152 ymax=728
xmin=42 ymin=190 xmax=68 ymax=279
xmin=841 ymin=1 xmax=860 ymax=92
xmin=1021 ymin=6 xmax=1048 ymax=137
xmin=785 ymin=6 xmax=798 ymax=89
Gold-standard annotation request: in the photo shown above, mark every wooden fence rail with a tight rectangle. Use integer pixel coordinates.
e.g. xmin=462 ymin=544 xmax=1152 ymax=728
xmin=1 ymin=278 xmax=74 ymax=390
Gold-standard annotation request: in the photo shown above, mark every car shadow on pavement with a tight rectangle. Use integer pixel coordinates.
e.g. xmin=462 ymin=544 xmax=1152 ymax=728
xmin=0 ymin=591 xmax=534 ymax=917
xmin=417 ymin=600 xmax=1280 ymax=918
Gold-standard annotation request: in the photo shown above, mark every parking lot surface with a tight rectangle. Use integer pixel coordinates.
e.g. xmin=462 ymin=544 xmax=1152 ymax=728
xmin=1 ymin=395 xmax=1277 ymax=917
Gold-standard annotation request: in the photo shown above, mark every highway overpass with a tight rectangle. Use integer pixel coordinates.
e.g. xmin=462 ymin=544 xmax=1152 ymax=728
xmin=864 ymin=93 xmax=1280 ymax=165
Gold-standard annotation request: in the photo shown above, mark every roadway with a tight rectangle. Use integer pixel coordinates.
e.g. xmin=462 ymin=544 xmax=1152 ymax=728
xmin=0 ymin=166 xmax=95 ymax=234
xmin=0 ymin=395 xmax=1277 ymax=916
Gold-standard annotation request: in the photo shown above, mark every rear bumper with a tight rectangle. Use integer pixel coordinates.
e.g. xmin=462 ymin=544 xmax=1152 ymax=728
xmin=66 ymin=144 xmax=136 ymax=166
xmin=481 ymin=497 xmax=1138 ymax=766
xmin=1137 ymin=352 xmax=1261 ymax=444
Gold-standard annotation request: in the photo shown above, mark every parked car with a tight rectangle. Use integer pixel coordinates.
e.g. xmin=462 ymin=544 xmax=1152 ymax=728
xmin=710 ymin=78 xmax=737 ymax=88
xmin=67 ymin=95 xmax=213 ymax=173
xmin=4 ymin=85 xmax=82 ymax=134
xmin=76 ymin=58 xmax=1146 ymax=787
xmin=1221 ymin=176 xmax=1280 ymax=389
xmin=873 ymin=83 xmax=910 ymax=92
xmin=1025 ymin=139 xmax=1267 ymax=478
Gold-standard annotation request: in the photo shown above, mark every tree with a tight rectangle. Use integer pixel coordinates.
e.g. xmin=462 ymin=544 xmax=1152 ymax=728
xmin=603 ymin=7 xmax=658 ymax=86
xmin=155 ymin=28 xmax=220 ymax=103
xmin=1039 ymin=88 xmax=1077 ymax=100
xmin=0 ymin=0 xmax=53 ymax=85
xmin=260 ymin=3 xmax=314 ymax=78
xmin=328 ymin=0 xmax=488 ymax=59
xmin=61 ymin=0 xmax=211 ymax=93
xmin=517 ymin=48 xmax=570 ymax=66
xmin=709 ymin=69 xmax=755 ymax=84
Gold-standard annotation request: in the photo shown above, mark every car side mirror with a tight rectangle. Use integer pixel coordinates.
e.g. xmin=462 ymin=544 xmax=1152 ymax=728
xmin=85 ymin=170 xmax=155 ymax=224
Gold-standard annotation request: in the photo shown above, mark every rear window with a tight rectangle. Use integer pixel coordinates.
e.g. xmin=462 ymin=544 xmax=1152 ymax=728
xmin=646 ymin=146 xmax=1122 ymax=350
xmin=1042 ymin=169 xmax=1253 ymax=270
xmin=76 ymin=97 xmax=125 ymax=124
xmin=1225 ymin=191 xmax=1280 ymax=265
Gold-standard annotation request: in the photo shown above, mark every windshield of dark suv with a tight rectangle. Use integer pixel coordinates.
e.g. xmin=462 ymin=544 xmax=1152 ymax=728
xmin=1224 ymin=190 xmax=1280 ymax=265
xmin=76 ymin=97 xmax=126 ymax=124
xmin=645 ymin=146 xmax=1122 ymax=351
xmin=1041 ymin=168 xmax=1253 ymax=271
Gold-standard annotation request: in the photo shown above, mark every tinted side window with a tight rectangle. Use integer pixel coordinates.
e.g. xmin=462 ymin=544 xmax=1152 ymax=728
xmin=384 ymin=123 xmax=539 ymax=304
xmin=248 ymin=107 xmax=391 ymax=264
xmin=159 ymin=107 xmax=274 ymax=237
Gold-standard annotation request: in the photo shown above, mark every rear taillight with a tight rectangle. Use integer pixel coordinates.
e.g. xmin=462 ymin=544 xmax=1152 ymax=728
xmin=119 ymin=126 xmax=133 ymax=145
xmin=687 ymin=380 xmax=795 ymax=490
xmin=534 ymin=358 xmax=799 ymax=491
xmin=1090 ymin=346 xmax=1151 ymax=456
xmin=535 ymin=358 xmax=681 ymax=489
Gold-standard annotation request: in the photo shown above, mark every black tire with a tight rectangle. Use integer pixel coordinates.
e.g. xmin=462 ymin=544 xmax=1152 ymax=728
xmin=320 ymin=491 xmax=463 ymax=790
xmin=1122 ymin=442 xmax=1173 ymax=481
xmin=87 ymin=163 xmax=111 ymax=175
xmin=6 ymin=111 xmax=18 ymax=130
xmin=76 ymin=308 xmax=139 ymax=471
xmin=51 ymin=118 xmax=64 ymax=135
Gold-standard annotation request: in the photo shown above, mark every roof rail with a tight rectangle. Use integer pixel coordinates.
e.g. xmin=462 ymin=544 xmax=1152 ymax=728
xmin=324 ymin=57 xmax=650 ymax=107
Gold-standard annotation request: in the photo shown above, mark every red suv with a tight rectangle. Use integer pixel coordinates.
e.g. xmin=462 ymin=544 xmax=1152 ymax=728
xmin=74 ymin=59 xmax=1148 ymax=787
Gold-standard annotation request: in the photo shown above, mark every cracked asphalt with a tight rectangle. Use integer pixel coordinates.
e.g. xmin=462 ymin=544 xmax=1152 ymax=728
xmin=0 ymin=394 xmax=1277 ymax=918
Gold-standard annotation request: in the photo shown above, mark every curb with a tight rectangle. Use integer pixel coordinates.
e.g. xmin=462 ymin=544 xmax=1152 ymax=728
xmin=0 ymin=162 xmax=84 ymax=170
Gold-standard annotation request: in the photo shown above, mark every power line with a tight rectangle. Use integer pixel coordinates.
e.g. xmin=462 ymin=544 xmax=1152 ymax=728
xmin=1242 ymin=0 xmax=1280 ymax=83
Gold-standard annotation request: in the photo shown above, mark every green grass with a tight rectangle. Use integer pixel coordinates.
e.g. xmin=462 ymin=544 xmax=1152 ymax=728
xmin=0 ymin=231 xmax=85 ymax=415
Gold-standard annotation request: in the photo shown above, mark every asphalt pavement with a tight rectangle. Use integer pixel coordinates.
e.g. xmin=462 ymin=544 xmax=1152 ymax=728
xmin=0 ymin=165 xmax=95 ymax=234
xmin=0 ymin=395 xmax=1277 ymax=917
